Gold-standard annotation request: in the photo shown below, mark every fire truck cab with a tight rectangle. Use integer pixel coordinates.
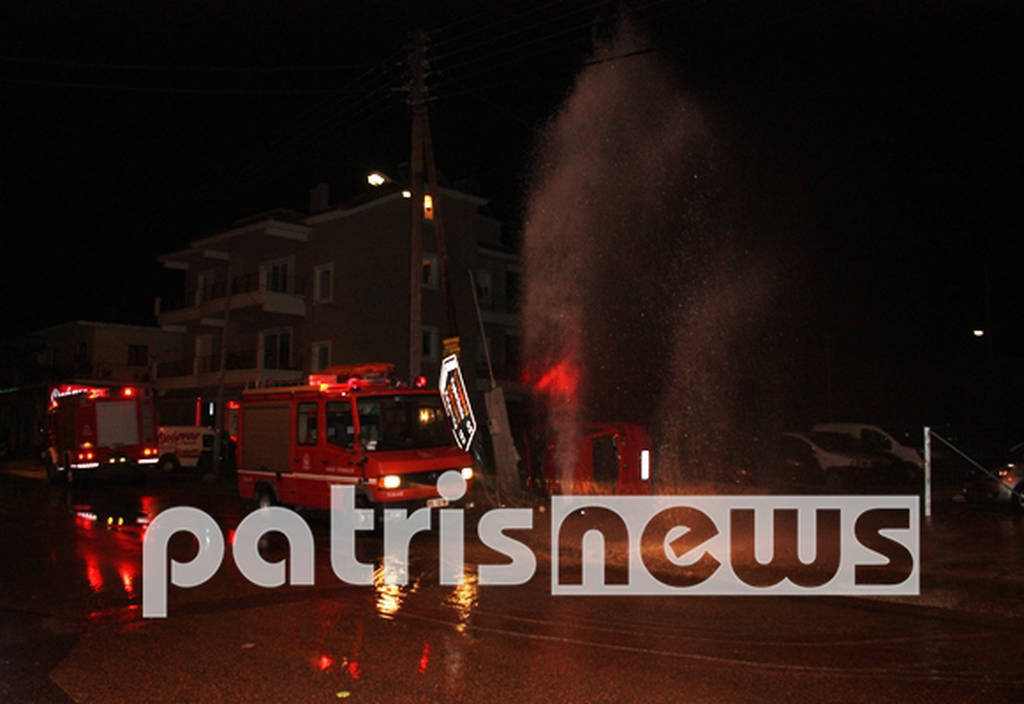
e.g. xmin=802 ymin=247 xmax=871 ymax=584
xmin=45 ymin=385 xmax=160 ymax=483
xmin=236 ymin=364 xmax=474 ymax=510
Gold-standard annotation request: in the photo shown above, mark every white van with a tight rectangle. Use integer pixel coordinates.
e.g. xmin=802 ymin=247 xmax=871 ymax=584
xmin=157 ymin=426 xmax=215 ymax=471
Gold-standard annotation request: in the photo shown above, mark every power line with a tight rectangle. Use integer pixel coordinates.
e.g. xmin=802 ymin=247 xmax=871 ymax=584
xmin=580 ymin=46 xmax=658 ymax=67
xmin=177 ymin=51 xmax=406 ymax=203
xmin=0 ymin=77 xmax=371 ymax=95
xmin=429 ymin=0 xmax=608 ymax=66
xmin=0 ymin=54 xmax=380 ymax=73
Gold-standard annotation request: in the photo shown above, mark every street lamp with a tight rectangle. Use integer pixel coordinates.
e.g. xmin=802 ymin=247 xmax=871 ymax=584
xmin=973 ymin=329 xmax=985 ymax=338
xmin=367 ymin=171 xmax=412 ymax=198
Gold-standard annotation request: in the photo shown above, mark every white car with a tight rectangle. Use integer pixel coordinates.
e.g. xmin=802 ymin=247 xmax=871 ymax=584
xmin=779 ymin=432 xmax=891 ymax=488
xmin=812 ymin=423 xmax=924 ymax=476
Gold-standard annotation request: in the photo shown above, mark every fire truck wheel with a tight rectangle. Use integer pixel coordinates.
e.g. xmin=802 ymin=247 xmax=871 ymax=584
xmin=159 ymin=454 xmax=180 ymax=473
xmin=62 ymin=454 xmax=77 ymax=485
xmin=45 ymin=456 xmax=66 ymax=484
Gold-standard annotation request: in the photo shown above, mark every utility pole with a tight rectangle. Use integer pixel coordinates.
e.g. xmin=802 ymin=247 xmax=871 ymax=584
xmin=423 ymin=103 xmax=459 ymax=339
xmin=408 ymin=31 xmax=427 ymax=380
xmin=210 ymin=261 xmax=232 ymax=478
xmin=407 ymin=29 xmax=458 ymax=377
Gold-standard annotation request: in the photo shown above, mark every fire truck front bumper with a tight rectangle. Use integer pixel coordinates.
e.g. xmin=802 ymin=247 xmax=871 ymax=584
xmin=362 ymin=468 xmax=474 ymax=508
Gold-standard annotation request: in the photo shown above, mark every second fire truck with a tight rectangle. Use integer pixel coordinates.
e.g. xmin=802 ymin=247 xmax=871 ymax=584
xmin=44 ymin=385 xmax=160 ymax=483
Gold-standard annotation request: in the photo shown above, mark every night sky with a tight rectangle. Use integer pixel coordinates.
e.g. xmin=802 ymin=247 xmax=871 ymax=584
xmin=1 ymin=1 xmax=1019 ymax=429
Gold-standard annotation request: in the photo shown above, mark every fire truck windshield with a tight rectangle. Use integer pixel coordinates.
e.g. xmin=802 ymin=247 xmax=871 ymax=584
xmin=356 ymin=395 xmax=451 ymax=451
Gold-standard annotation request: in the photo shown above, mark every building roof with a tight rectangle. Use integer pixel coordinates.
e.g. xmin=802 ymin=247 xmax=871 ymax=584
xmin=157 ymin=185 xmax=493 ymax=262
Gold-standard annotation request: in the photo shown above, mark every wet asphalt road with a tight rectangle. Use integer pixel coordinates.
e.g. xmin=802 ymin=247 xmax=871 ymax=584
xmin=1 ymin=464 xmax=1023 ymax=703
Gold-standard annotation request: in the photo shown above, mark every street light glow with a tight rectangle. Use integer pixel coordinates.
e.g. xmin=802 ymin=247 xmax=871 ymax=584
xmin=367 ymin=172 xmax=387 ymax=187
xmin=973 ymin=329 xmax=985 ymax=337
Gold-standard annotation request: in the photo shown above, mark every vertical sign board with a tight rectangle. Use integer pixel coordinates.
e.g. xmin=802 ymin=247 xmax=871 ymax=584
xmin=442 ymin=336 xmax=461 ymax=358
xmin=438 ymin=354 xmax=476 ymax=451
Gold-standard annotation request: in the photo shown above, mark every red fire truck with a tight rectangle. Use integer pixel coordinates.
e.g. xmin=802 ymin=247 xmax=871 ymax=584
xmin=521 ymin=422 xmax=653 ymax=495
xmin=44 ymin=385 xmax=160 ymax=483
xmin=236 ymin=364 xmax=474 ymax=510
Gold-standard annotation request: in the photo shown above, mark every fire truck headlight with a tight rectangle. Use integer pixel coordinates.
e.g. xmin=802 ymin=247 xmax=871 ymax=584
xmin=380 ymin=475 xmax=402 ymax=490
xmin=460 ymin=467 xmax=474 ymax=481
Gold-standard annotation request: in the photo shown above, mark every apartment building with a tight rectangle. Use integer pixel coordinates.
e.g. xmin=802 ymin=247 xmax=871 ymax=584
xmin=153 ymin=183 xmax=522 ymax=427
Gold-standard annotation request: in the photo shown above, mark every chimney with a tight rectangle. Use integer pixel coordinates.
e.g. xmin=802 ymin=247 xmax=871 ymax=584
xmin=309 ymin=182 xmax=330 ymax=213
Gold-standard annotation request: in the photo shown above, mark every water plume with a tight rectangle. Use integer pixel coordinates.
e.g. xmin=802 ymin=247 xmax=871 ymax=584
xmin=522 ymin=19 xmax=776 ymax=489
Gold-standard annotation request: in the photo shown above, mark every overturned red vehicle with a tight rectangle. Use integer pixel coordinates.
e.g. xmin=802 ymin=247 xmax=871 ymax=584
xmin=520 ymin=422 xmax=653 ymax=495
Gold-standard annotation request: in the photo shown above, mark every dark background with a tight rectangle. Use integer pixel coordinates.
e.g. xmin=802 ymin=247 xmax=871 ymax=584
xmin=1 ymin=1 xmax=1019 ymax=431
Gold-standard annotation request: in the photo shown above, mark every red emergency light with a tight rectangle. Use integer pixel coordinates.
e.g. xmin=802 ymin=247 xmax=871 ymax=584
xmin=308 ymin=363 xmax=399 ymax=391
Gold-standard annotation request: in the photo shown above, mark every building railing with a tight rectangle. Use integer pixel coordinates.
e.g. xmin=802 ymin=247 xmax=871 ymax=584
xmin=156 ymin=359 xmax=193 ymax=378
xmin=158 ymin=273 xmax=306 ymax=312
xmin=157 ymin=349 xmax=261 ymax=378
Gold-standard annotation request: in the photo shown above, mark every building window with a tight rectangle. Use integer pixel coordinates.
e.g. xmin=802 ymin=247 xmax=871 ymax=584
xmin=423 ymin=253 xmax=439 ymax=289
xmin=127 ymin=344 xmax=148 ymax=367
xmin=196 ymin=269 xmax=215 ymax=304
xmin=296 ymin=402 xmax=318 ymax=445
xmin=311 ymin=341 xmax=331 ymax=372
xmin=422 ymin=326 xmax=440 ymax=362
xmin=506 ymin=269 xmax=521 ymax=312
xmin=475 ymin=269 xmax=492 ymax=307
xmin=326 ymin=401 xmax=355 ymax=447
xmin=261 ymin=329 xmax=292 ymax=369
xmin=263 ymin=259 xmax=290 ymax=293
xmin=314 ymin=263 xmax=333 ymax=303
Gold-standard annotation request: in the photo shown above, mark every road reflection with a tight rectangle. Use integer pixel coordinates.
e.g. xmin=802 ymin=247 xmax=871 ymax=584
xmin=372 ymin=563 xmax=417 ymax=619
xmin=445 ymin=569 xmax=479 ymax=634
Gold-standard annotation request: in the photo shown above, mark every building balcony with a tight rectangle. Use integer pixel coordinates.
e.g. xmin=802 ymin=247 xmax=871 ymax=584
xmin=154 ymin=349 xmax=302 ymax=390
xmin=156 ymin=273 xmax=307 ymax=325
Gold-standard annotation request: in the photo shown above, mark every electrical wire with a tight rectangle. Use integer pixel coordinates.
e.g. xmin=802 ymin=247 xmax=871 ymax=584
xmin=0 ymin=54 xmax=383 ymax=73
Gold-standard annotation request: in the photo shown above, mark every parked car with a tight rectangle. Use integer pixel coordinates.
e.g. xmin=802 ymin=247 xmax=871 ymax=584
xmin=963 ymin=443 xmax=1024 ymax=511
xmin=770 ymin=431 xmax=894 ymax=489
xmin=812 ymin=423 xmax=923 ymax=481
